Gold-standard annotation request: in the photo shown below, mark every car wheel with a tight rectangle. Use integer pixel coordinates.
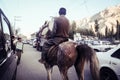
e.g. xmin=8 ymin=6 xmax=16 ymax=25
xmin=100 ymin=68 xmax=118 ymax=80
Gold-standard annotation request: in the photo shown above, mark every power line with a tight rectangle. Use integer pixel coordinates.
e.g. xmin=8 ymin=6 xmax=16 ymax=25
xmin=79 ymin=0 xmax=87 ymax=6
xmin=84 ymin=0 xmax=90 ymax=14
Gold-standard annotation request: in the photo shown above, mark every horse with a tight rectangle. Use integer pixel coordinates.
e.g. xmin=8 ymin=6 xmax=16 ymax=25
xmin=39 ymin=21 xmax=100 ymax=80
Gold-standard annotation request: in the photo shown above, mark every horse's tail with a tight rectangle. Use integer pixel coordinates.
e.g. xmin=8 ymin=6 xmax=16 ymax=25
xmin=75 ymin=44 xmax=100 ymax=80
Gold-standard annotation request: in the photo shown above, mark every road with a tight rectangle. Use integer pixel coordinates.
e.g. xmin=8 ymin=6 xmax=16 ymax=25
xmin=15 ymin=44 xmax=92 ymax=80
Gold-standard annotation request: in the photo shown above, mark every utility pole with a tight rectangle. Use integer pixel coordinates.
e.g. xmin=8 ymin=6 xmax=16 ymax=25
xmin=13 ymin=16 xmax=21 ymax=36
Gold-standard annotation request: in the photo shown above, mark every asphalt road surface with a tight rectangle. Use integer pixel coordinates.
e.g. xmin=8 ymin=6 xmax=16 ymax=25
xmin=15 ymin=44 xmax=92 ymax=80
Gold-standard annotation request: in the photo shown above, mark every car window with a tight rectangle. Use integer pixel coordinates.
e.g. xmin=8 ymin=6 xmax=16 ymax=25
xmin=1 ymin=14 xmax=11 ymax=53
xmin=111 ymin=48 xmax=120 ymax=59
xmin=0 ymin=24 xmax=2 ymax=46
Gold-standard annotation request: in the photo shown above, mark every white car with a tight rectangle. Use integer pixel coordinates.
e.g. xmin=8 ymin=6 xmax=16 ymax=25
xmin=91 ymin=44 xmax=115 ymax=52
xmin=97 ymin=44 xmax=120 ymax=80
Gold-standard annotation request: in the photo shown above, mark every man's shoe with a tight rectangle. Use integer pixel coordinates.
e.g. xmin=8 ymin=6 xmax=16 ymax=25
xmin=38 ymin=59 xmax=46 ymax=64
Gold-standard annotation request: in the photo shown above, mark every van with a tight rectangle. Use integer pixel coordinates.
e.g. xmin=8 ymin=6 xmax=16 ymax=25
xmin=0 ymin=9 xmax=17 ymax=80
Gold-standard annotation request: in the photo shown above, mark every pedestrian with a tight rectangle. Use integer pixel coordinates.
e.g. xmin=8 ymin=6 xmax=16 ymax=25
xmin=11 ymin=36 xmax=16 ymax=54
xmin=39 ymin=7 xmax=70 ymax=64
xmin=16 ymin=37 xmax=24 ymax=65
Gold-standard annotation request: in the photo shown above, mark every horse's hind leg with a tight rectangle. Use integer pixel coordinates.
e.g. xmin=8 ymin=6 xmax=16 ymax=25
xmin=74 ymin=60 xmax=85 ymax=80
xmin=46 ymin=67 xmax=52 ymax=80
xmin=59 ymin=69 xmax=69 ymax=80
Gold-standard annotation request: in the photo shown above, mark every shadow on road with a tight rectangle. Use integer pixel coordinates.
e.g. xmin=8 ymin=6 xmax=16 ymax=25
xmin=12 ymin=63 xmax=18 ymax=80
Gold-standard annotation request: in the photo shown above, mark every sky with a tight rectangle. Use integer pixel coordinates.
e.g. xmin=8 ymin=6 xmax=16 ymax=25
xmin=0 ymin=0 xmax=120 ymax=38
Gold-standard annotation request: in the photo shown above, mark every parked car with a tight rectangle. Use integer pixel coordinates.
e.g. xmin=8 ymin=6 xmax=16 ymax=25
xmin=22 ymin=40 xmax=29 ymax=44
xmin=32 ymin=38 xmax=37 ymax=48
xmin=28 ymin=39 xmax=33 ymax=45
xmin=0 ymin=9 xmax=17 ymax=80
xmin=97 ymin=44 xmax=120 ymax=80
xmin=90 ymin=44 xmax=115 ymax=52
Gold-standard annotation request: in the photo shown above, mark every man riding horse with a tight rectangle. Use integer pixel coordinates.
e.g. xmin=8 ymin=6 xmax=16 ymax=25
xmin=39 ymin=7 xmax=70 ymax=64
xmin=38 ymin=7 xmax=99 ymax=80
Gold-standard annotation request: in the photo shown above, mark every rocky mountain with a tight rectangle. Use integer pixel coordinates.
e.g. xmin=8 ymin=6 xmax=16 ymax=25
xmin=76 ymin=4 xmax=120 ymax=35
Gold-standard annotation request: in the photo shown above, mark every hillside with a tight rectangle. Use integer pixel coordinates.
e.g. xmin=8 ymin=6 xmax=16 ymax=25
xmin=76 ymin=4 xmax=120 ymax=35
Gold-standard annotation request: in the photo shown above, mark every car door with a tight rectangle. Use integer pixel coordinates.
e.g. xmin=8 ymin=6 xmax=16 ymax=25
xmin=0 ymin=9 xmax=13 ymax=65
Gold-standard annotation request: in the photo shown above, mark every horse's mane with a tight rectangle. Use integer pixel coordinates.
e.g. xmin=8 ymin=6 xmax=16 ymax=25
xmin=39 ymin=20 xmax=54 ymax=38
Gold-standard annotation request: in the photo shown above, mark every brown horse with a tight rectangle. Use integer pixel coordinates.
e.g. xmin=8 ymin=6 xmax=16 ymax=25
xmin=39 ymin=21 xmax=100 ymax=80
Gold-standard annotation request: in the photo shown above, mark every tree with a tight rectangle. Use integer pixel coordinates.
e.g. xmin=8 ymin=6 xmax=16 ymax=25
xmin=110 ymin=26 xmax=114 ymax=40
xmin=94 ymin=20 xmax=99 ymax=38
xmin=116 ymin=20 xmax=120 ymax=40
xmin=71 ymin=21 xmax=77 ymax=33
xmin=90 ymin=25 xmax=95 ymax=36
xmin=76 ymin=28 xmax=95 ymax=37
xmin=69 ymin=21 xmax=77 ymax=39
xmin=105 ymin=26 xmax=108 ymax=38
